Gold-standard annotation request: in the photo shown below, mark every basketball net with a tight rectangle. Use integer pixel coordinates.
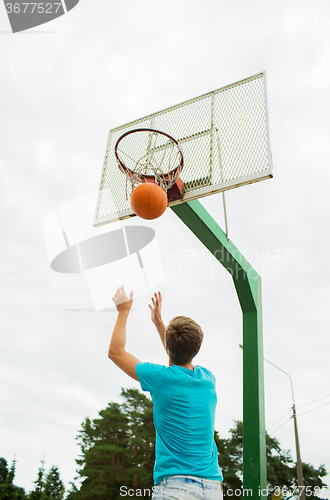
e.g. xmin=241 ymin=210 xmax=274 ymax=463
xmin=115 ymin=129 xmax=183 ymax=200
xmin=124 ymin=162 xmax=179 ymax=200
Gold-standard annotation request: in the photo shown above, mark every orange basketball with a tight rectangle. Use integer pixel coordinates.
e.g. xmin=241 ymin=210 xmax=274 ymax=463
xmin=131 ymin=183 xmax=168 ymax=220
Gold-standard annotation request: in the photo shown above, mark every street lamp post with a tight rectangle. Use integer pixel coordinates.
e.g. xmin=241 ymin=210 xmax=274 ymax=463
xmin=265 ymin=359 xmax=305 ymax=500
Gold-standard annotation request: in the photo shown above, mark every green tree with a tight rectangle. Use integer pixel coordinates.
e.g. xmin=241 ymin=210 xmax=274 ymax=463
xmin=69 ymin=393 xmax=328 ymax=500
xmin=266 ymin=434 xmax=293 ymax=483
xmin=43 ymin=467 xmax=65 ymax=500
xmin=29 ymin=461 xmax=65 ymax=500
xmin=0 ymin=458 xmax=17 ymax=500
xmin=0 ymin=458 xmax=8 ymax=485
xmin=0 ymin=458 xmax=28 ymax=500
xmin=64 ymin=482 xmax=78 ymax=500
xmin=216 ymin=421 xmax=328 ymax=499
xmin=72 ymin=389 xmax=155 ymax=500
xmin=29 ymin=461 xmax=45 ymax=500
xmin=74 ymin=402 xmax=130 ymax=499
xmin=290 ymin=463 xmax=328 ymax=500
xmin=120 ymin=388 xmax=155 ymax=492
xmin=214 ymin=429 xmax=242 ymax=493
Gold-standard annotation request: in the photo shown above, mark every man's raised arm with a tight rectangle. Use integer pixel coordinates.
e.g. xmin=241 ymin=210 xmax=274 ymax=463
xmin=108 ymin=286 xmax=140 ymax=381
xmin=149 ymin=292 xmax=167 ymax=351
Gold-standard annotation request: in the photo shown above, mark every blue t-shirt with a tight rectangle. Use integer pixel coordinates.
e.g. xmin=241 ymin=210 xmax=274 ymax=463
xmin=135 ymin=362 xmax=223 ymax=485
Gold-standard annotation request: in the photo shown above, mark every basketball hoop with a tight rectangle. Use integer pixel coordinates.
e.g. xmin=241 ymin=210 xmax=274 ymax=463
xmin=114 ymin=128 xmax=184 ymax=199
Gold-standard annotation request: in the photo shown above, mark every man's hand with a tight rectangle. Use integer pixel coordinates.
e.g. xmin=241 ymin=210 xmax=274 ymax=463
xmin=149 ymin=292 xmax=162 ymax=324
xmin=112 ymin=286 xmax=134 ymax=315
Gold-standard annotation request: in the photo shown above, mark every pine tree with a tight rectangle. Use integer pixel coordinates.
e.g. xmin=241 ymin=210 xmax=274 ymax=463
xmin=74 ymin=402 xmax=130 ymax=499
xmin=266 ymin=433 xmax=296 ymax=496
xmin=214 ymin=429 xmax=242 ymax=492
xmin=215 ymin=421 xmax=328 ymax=499
xmin=120 ymin=388 xmax=155 ymax=492
xmin=0 ymin=458 xmax=28 ymax=500
xmin=0 ymin=459 xmax=17 ymax=500
xmin=29 ymin=460 xmax=45 ymax=500
xmin=291 ymin=463 xmax=328 ymax=500
xmin=69 ymin=393 xmax=328 ymax=500
xmin=64 ymin=482 xmax=78 ymax=500
xmin=71 ymin=389 xmax=155 ymax=500
xmin=0 ymin=458 xmax=9 ymax=484
xmin=43 ymin=466 xmax=65 ymax=500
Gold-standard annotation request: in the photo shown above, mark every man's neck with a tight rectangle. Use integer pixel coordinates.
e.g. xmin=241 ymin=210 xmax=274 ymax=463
xmin=169 ymin=359 xmax=195 ymax=371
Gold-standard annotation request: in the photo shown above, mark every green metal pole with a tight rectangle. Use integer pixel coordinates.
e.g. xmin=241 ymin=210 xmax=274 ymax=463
xmin=171 ymin=200 xmax=267 ymax=499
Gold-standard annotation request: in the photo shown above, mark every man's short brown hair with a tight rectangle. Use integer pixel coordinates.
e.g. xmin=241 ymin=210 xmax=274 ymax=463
xmin=165 ymin=316 xmax=204 ymax=365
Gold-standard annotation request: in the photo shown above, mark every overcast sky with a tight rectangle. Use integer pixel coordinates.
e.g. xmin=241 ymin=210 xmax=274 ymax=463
xmin=1 ymin=0 xmax=330 ymax=495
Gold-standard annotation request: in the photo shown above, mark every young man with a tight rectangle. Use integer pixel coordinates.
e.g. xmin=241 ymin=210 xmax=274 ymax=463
xmin=109 ymin=286 xmax=223 ymax=500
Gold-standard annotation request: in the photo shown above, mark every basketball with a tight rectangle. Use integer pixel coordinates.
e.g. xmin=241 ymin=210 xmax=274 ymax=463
xmin=131 ymin=183 xmax=168 ymax=220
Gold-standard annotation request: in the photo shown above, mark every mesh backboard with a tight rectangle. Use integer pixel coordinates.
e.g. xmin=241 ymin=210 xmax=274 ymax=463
xmin=94 ymin=72 xmax=272 ymax=226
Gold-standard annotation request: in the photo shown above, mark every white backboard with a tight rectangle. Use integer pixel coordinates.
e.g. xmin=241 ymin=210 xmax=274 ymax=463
xmin=94 ymin=72 xmax=273 ymax=227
